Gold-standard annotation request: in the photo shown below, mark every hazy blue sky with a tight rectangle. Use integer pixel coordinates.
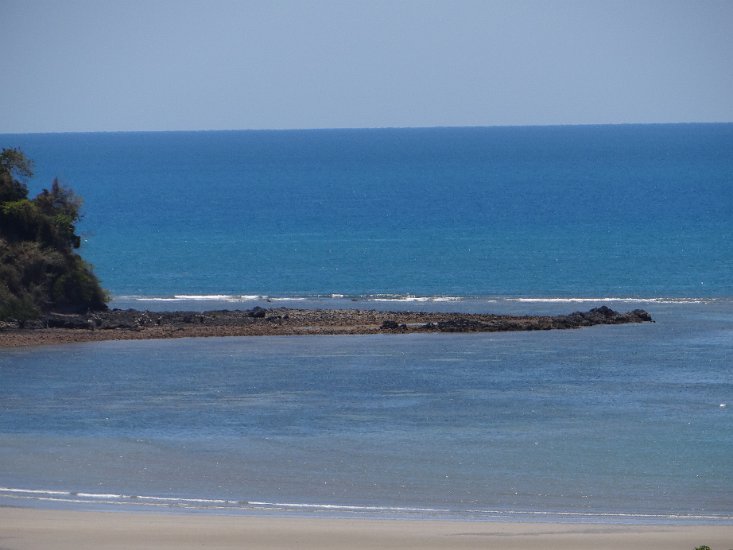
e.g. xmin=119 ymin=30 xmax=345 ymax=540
xmin=2 ymin=0 xmax=732 ymax=133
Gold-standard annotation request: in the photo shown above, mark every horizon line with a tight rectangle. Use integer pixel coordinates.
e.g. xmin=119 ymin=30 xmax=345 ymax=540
xmin=2 ymin=120 xmax=732 ymax=136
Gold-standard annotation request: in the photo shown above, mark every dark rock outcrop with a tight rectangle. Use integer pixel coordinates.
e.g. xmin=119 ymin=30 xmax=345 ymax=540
xmin=248 ymin=306 xmax=267 ymax=318
xmin=1 ymin=306 xmax=653 ymax=347
xmin=559 ymin=306 xmax=654 ymax=328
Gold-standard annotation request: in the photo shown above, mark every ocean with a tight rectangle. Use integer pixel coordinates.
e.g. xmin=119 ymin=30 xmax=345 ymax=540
xmin=0 ymin=124 xmax=731 ymax=523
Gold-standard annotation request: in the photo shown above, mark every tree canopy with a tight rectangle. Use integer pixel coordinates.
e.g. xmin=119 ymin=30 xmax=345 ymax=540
xmin=0 ymin=148 xmax=107 ymax=320
xmin=0 ymin=148 xmax=32 ymax=203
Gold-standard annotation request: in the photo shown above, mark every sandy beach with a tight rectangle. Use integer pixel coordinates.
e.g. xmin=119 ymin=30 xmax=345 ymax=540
xmin=1 ymin=508 xmax=731 ymax=550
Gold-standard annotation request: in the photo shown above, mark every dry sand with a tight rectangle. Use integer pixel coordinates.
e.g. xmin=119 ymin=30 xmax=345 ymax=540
xmin=1 ymin=508 xmax=731 ymax=550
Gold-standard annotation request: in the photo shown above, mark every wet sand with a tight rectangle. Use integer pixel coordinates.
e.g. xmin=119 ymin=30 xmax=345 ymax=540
xmin=0 ymin=508 xmax=731 ymax=550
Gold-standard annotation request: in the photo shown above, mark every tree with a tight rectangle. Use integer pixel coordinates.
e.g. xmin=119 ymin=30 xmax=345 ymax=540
xmin=0 ymin=148 xmax=107 ymax=319
xmin=0 ymin=147 xmax=32 ymax=203
xmin=34 ymin=178 xmax=83 ymax=249
xmin=34 ymin=178 xmax=83 ymax=220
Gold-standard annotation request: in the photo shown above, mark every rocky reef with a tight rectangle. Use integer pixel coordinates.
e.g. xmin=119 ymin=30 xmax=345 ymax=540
xmin=0 ymin=306 xmax=653 ymax=347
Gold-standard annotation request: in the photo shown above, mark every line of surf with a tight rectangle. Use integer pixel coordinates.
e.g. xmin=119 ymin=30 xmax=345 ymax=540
xmin=2 ymin=487 xmax=731 ymax=524
xmin=115 ymin=294 xmax=717 ymax=305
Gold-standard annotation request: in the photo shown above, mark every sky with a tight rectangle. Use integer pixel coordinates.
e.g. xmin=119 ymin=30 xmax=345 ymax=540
xmin=1 ymin=0 xmax=732 ymax=133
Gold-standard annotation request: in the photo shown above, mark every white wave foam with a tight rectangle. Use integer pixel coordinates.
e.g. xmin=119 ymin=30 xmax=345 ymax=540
xmin=132 ymin=297 xmax=186 ymax=302
xmin=2 ymin=487 xmax=731 ymax=522
xmin=0 ymin=487 xmax=70 ymax=496
xmin=463 ymin=508 xmax=733 ymax=522
xmin=507 ymin=297 xmax=710 ymax=304
xmin=132 ymin=294 xmax=266 ymax=302
xmin=115 ymin=294 xmax=718 ymax=307
xmin=247 ymin=500 xmax=449 ymax=513
xmin=173 ymin=295 xmax=252 ymax=301
xmin=0 ymin=487 xmax=239 ymax=507
xmin=136 ymin=495 xmax=234 ymax=504
xmin=369 ymin=295 xmax=465 ymax=303
xmin=76 ymin=492 xmax=127 ymax=499
xmin=372 ymin=297 xmax=430 ymax=302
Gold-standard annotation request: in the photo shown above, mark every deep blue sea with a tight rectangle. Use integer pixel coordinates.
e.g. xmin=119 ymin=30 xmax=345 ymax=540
xmin=0 ymin=125 xmax=731 ymax=523
xmin=2 ymin=124 xmax=732 ymax=299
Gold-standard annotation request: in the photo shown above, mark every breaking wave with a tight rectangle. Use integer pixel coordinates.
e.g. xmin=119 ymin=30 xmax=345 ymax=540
xmin=117 ymin=294 xmax=717 ymax=306
xmin=1 ymin=486 xmax=730 ymax=524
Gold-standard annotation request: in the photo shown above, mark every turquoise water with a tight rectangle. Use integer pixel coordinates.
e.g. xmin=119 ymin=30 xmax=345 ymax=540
xmin=2 ymin=124 xmax=731 ymax=298
xmin=0 ymin=125 xmax=732 ymax=522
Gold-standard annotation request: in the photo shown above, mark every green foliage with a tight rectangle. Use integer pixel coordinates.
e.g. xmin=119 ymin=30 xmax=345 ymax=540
xmin=694 ymin=546 xmax=712 ymax=550
xmin=0 ymin=147 xmax=33 ymax=180
xmin=0 ymin=148 xmax=32 ymax=204
xmin=0 ymin=240 xmax=44 ymax=320
xmin=0 ymin=148 xmax=107 ymax=319
xmin=35 ymin=178 xmax=83 ymax=222
xmin=0 ymin=286 xmax=40 ymax=321
xmin=51 ymin=256 xmax=107 ymax=312
xmin=0 ymin=176 xmax=83 ymax=251
xmin=0 ymin=199 xmax=42 ymax=241
xmin=0 ymin=174 xmax=29 ymax=204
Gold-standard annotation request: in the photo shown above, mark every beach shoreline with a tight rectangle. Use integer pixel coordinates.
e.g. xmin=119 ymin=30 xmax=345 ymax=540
xmin=1 ymin=507 xmax=731 ymax=550
xmin=0 ymin=306 xmax=652 ymax=347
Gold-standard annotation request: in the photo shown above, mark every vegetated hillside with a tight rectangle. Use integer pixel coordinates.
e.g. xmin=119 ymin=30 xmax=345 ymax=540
xmin=0 ymin=148 xmax=107 ymax=320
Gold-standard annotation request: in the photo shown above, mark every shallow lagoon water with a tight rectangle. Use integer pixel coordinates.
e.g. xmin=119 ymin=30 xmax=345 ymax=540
xmin=1 ymin=300 xmax=731 ymax=523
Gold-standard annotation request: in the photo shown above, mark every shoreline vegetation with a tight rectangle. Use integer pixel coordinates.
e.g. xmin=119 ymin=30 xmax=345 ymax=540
xmin=0 ymin=148 xmax=106 ymax=321
xmin=0 ymin=305 xmax=652 ymax=347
